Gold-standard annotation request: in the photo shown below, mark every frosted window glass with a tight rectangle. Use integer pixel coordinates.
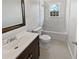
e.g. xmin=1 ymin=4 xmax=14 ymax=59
xmin=50 ymin=4 xmax=59 ymax=16
xmin=50 ymin=4 xmax=59 ymax=12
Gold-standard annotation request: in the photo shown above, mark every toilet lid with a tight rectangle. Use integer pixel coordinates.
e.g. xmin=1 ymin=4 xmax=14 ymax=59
xmin=40 ymin=35 xmax=51 ymax=40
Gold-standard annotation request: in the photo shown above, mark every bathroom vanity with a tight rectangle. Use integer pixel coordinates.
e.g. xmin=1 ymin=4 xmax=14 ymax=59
xmin=16 ymin=35 xmax=40 ymax=59
xmin=2 ymin=32 xmax=40 ymax=59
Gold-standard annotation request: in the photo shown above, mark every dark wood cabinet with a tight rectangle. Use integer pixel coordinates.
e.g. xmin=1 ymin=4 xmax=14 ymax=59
xmin=16 ymin=36 xmax=40 ymax=59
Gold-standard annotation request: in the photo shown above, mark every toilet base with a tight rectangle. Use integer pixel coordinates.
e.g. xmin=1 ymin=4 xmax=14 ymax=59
xmin=40 ymin=41 xmax=51 ymax=49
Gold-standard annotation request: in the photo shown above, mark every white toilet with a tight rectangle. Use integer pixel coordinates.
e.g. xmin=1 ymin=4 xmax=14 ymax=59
xmin=40 ymin=35 xmax=51 ymax=43
xmin=32 ymin=27 xmax=51 ymax=48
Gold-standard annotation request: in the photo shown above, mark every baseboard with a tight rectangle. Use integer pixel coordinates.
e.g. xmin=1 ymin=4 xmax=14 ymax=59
xmin=67 ymin=42 xmax=74 ymax=59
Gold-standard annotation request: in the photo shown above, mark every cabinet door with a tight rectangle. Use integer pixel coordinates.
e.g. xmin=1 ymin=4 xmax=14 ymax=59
xmin=16 ymin=51 xmax=26 ymax=59
xmin=32 ymin=37 xmax=39 ymax=59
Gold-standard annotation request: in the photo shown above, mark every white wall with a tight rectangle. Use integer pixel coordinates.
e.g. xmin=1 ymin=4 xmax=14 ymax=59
xmin=39 ymin=0 xmax=44 ymax=27
xmin=43 ymin=0 xmax=66 ymax=32
xmin=66 ymin=0 xmax=77 ymax=59
xmin=25 ymin=0 xmax=40 ymax=31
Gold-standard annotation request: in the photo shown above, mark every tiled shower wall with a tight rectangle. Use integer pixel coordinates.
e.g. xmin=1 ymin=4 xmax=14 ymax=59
xmin=43 ymin=0 xmax=66 ymax=32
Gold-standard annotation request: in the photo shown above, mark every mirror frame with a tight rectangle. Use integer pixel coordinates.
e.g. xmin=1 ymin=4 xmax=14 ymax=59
xmin=2 ymin=0 xmax=25 ymax=33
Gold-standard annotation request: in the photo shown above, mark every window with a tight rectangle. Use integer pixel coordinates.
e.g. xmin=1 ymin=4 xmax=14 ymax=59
xmin=50 ymin=4 xmax=59 ymax=16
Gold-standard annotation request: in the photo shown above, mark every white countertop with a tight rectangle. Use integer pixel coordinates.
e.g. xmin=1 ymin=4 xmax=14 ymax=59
xmin=2 ymin=31 xmax=39 ymax=59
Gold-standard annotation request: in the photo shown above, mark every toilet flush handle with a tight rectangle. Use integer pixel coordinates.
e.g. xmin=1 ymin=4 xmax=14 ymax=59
xmin=72 ymin=41 xmax=77 ymax=46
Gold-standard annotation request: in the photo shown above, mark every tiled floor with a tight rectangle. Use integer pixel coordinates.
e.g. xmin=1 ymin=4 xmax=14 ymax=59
xmin=39 ymin=39 xmax=72 ymax=59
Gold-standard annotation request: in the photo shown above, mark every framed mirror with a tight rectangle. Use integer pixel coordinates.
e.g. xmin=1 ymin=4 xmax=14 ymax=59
xmin=2 ymin=0 xmax=25 ymax=33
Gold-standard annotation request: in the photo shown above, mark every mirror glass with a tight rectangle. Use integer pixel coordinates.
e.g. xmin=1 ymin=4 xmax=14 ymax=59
xmin=2 ymin=0 xmax=25 ymax=33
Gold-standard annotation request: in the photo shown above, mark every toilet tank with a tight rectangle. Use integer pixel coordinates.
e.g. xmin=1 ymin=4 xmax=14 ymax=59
xmin=32 ymin=27 xmax=42 ymax=34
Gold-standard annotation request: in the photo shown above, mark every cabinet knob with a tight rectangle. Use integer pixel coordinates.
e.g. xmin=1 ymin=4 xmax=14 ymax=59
xmin=28 ymin=54 xmax=33 ymax=59
xmin=28 ymin=57 xmax=31 ymax=59
xmin=30 ymin=54 xmax=32 ymax=58
xmin=72 ymin=41 xmax=77 ymax=46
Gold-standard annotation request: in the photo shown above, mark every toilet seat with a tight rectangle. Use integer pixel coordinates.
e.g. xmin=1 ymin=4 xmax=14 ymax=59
xmin=39 ymin=35 xmax=51 ymax=41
